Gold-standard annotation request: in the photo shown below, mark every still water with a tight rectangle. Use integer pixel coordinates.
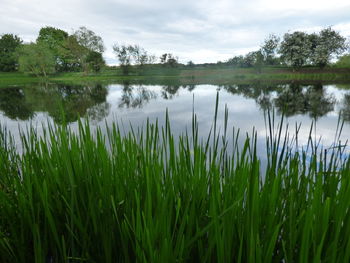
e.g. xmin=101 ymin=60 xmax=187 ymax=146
xmin=1 ymin=82 xmax=350 ymax=161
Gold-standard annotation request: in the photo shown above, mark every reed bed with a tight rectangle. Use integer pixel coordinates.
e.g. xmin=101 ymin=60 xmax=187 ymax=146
xmin=0 ymin=96 xmax=349 ymax=262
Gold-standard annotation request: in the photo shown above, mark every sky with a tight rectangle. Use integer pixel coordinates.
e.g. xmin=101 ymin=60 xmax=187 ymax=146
xmin=1 ymin=0 xmax=350 ymax=64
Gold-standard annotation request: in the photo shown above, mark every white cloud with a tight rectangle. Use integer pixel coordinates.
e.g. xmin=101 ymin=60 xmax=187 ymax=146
xmin=1 ymin=0 xmax=350 ymax=64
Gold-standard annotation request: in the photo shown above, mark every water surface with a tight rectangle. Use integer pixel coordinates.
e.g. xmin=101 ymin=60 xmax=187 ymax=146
xmin=1 ymin=82 xmax=350 ymax=162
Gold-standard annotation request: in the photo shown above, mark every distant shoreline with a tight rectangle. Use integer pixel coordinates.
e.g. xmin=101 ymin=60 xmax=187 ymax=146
xmin=2 ymin=66 xmax=350 ymax=87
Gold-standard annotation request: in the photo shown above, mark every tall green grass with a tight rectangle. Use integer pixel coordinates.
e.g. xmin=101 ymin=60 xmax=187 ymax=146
xmin=0 ymin=96 xmax=349 ymax=262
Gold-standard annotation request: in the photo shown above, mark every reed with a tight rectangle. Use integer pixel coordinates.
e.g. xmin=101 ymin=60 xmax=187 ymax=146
xmin=0 ymin=95 xmax=349 ymax=262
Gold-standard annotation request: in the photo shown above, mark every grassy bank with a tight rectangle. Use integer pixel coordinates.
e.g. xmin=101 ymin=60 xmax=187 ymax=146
xmin=2 ymin=65 xmax=350 ymax=87
xmin=0 ymin=72 xmax=42 ymax=86
xmin=0 ymin=102 xmax=350 ymax=262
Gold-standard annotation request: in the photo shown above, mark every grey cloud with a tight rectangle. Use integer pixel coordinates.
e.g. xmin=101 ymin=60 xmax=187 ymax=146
xmin=1 ymin=0 xmax=350 ymax=63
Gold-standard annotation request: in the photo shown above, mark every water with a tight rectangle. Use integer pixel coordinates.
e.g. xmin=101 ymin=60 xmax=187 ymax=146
xmin=1 ymin=82 xmax=350 ymax=162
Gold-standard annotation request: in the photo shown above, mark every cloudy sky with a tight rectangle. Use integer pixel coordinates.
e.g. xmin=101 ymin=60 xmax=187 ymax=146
xmin=1 ymin=0 xmax=350 ymax=64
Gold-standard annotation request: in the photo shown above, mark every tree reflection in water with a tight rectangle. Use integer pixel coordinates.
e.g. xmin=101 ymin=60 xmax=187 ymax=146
xmin=223 ymin=83 xmax=336 ymax=119
xmin=161 ymin=85 xmax=181 ymax=100
xmin=274 ymin=83 xmax=335 ymax=119
xmin=341 ymin=93 xmax=350 ymax=123
xmin=0 ymin=82 xmax=346 ymax=125
xmin=118 ymin=83 xmax=157 ymax=108
xmin=0 ymin=87 xmax=34 ymax=120
xmin=0 ymin=83 xmax=109 ymax=123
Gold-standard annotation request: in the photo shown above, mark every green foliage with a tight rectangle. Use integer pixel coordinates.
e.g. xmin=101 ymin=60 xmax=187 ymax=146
xmin=0 ymin=34 xmax=22 ymax=72
xmin=128 ymin=44 xmax=153 ymax=67
xmin=226 ymin=55 xmax=245 ymax=67
xmin=309 ymin=27 xmax=347 ymax=68
xmin=160 ymin=53 xmax=179 ymax=67
xmin=335 ymin=54 xmax=350 ymax=68
xmin=279 ymin=28 xmax=347 ymax=69
xmin=0 ymin=104 xmax=349 ymax=262
xmin=17 ymin=43 xmax=56 ymax=77
xmin=73 ymin=26 xmax=104 ymax=53
xmin=59 ymin=35 xmax=86 ymax=71
xmin=34 ymin=26 xmax=105 ymax=73
xmin=37 ymin=26 xmax=68 ymax=48
xmin=227 ymin=51 xmax=265 ymax=68
xmin=186 ymin=60 xmax=195 ymax=67
xmin=36 ymin=26 xmax=70 ymax=71
xmin=112 ymin=44 xmax=157 ymax=75
xmin=58 ymin=27 xmax=105 ymax=73
xmin=279 ymin=31 xmax=311 ymax=69
xmin=112 ymin=44 xmax=133 ymax=75
xmin=85 ymin=51 xmax=105 ymax=72
xmin=261 ymin=34 xmax=280 ymax=65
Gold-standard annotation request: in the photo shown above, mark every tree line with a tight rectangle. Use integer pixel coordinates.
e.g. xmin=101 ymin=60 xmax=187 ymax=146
xmin=0 ymin=26 xmax=105 ymax=76
xmin=0 ymin=26 xmax=180 ymax=77
xmin=226 ymin=27 xmax=348 ymax=69
xmin=0 ymin=26 xmax=349 ymax=77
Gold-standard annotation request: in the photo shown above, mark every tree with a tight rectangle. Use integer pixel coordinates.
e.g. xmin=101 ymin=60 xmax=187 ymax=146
xmin=0 ymin=87 xmax=34 ymax=120
xmin=60 ymin=35 xmax=86 ymax=71
xmin=187 ymin=60 xmax=195 ymax=67
xmin=17 ymin=43 xmax=56 ymax=77
xmin=226 ymin=55 xmax=245 ymax=67
xmin=85 ymin=51 xmax=105 ymax=72
xmin=261 ymin=34 xmax=280 ymax=65
xmin=279 ymin=31 xmax=312 ymax=69
xmin=160 ymin=53 xmax=178 ymax=67
xmin=253 ymin=50 xmax=264 ymax=73
xmin=37 ymin=26 xmax=68 ymax=48
xmin=335 ymin=54 xmax=350 ymax=67
xmin=112 ymin=44 xmax=133 ymax=75
xmin=0 ymin=34 xmax=22 ymax=71
xmin=160 ymin=53 xmax=168 ymax=64
xmin=148 ymin=54 xmax=157 ymax=64
xmin=72 ymin=27 xmax=105 ymax=73
xmin=113 ymin=44 xmax=155 ymax=75
xmin=36 ymin=26 xmax=69 ymax=71
xmin=309 ymin=27 xmax=347 ymax=68
xmin=73 ymin=26 xmax=104 ymax=53
xmin=128 ymin=45 xmax=153 ymax=68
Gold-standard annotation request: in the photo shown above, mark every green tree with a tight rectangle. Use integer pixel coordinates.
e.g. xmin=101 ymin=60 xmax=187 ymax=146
xmin=261 ymin=34 xmax=280 ymax=65
xmin=18 ymin=43 xmax=56 ymax=77
xmin=253 ymin=50 xmax=264 ymax=73
xmin=36 ymin=26 xmax=69 ymax=71
xmin=129 ymin=45 xmax=147 ymax=67
xmin=0 ymin=34 xmax=22 ymax=71
xmin=160 ymin=53 xmax=178 ymax=67
xmin=186 ymin=60 xmax=195 ymax=67
xmin=113 ymin=44 xmax=156 ymax=74
xmin=85 ymin=51 xmax=105 ymax=72
xmin=226 ymin=55 xmax=245 ymax=67
xmin=241 ymin=51 xmax=262 ymax=68
xmin=73 ymin=26 xmax=104 ymax=53
xmin=72 ymin=27 xmax=105 ymax=73
xmin=60 ymin=35 xmax=86 ymax=71
xmin=335 ymin=54 xmax=350 ymax=67
xmin=112 ymin=44 xmax=133 ymax=75
xmin=279 ymin=31 xmax=312 ymax=69
xmin=309 ymin=27 xmax=347 ymax=68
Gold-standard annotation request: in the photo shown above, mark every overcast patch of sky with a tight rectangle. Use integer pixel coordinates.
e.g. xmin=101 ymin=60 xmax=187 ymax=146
xmin=1 ymin=0 xmax=350 ymax=64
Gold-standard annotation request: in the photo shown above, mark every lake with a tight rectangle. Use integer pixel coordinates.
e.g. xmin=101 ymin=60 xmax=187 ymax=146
xmin=1 ymin=82 xmax=350 ymax=163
